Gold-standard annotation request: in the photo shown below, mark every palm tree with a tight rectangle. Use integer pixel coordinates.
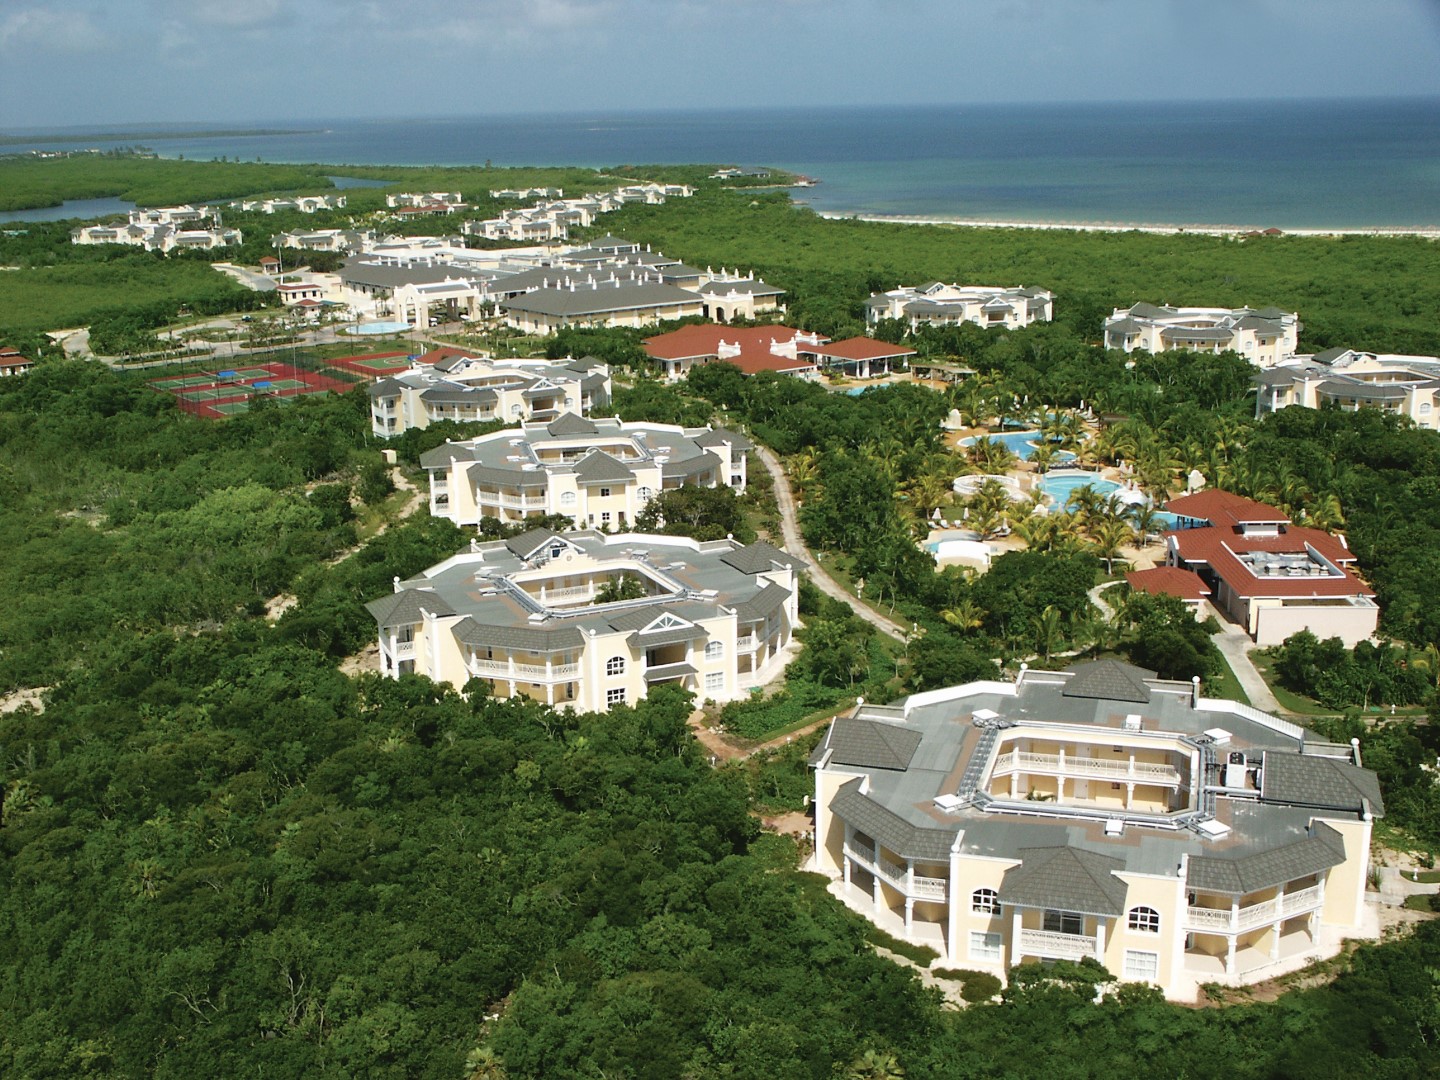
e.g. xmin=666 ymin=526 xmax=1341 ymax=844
xmin=1090 ymin=519 xmax=1132 ymax=575
xmin=1065 ymin=482 xmax=1106 ymax=523
xmin=1033 ymin=604 xmax=1065 ymax=662
xmin=941 ymin=599 xmax=986 ymax=633
xmin=1302 ymin=492 xmax=1346 ymax=532
xmin=1029 ymin=440 xmax=1059 ymax=474
xmin=1128 ymin=503 xmax=1163 ymax=547
xmin=847 ymin=1050 xmax=906 ymax=1080
xmin=787 ymin=450 xmax=819 ymax=499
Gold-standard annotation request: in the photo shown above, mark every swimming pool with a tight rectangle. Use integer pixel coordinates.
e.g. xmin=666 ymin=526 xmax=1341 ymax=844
xmin=1038 ymin=472 xmax=1123 ymax=502
xmin=960 ymin=430 xmax=1077 ymax=463
xmin=345 ymin=320 xmax=412 ymax=335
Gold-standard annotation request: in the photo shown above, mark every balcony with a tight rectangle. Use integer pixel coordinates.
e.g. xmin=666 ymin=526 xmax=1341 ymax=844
xmin=1185 ymin=884 xmax=1324 ymax=934
xmin=735 ymin=635 xmax=759 ymax=653
xmin=843 ymin=842 xmax=947 ymax=901
xmin=393 ymin=640 xmax=416 ymax=658
xmin=991 ymin=748 xmax=1182 ymax=786
xmin=1017 ymin=928 xmax=1097 ymax=961
xmin=477 ymin=492 xmax=549 ymax=509
xmin=469 ymin=658 xmax=579 ymax=682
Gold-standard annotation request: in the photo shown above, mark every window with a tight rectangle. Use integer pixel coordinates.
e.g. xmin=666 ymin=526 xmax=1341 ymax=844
xmin=606 ymin=656 xmax=625 ymax=676
xmin=705 ymin=640 xmax=723 ymax=661
xmin=637 ymin=486 xmax=654 ymax=502
xmin=600 ymin=511 xmax=611 ymax=525
xmin=1422 ymin=402 xmax=1433 ymax=414
xmin=1123 ymin=950 xmax=1159 ymax=983
xmin=599 ymin=487 xmax=611 ymax=498
xmin=969 ymin=931 xmax=1003 ymax=963
xmin=1043 ymin=911 xmax=1084 ymax=936
xmin=606 ymin=687 xmax=626 ymax=706
xmin=560 ymin=491 xmax=576 ymax=507
xmin=510 ymin=404 xmax=522 ymax=416
xmin=1128 ymin=907 xmax=1161 ymax=934
xmin=705 ymin=671 xmax=724 ymax=694
xmin=971 ymin=888 xmax=1000 ymax=915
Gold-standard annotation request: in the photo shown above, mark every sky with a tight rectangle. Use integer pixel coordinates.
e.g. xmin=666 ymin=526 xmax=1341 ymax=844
xmin=2 ymin=0 xmax=1440 ymax=129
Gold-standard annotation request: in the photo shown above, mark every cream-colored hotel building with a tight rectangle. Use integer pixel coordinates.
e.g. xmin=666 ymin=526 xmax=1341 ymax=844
xmin=811 ymin=660 xmax=1382 ymax=1001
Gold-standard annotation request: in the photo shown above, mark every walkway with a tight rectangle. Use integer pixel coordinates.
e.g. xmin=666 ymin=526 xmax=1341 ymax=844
xmin=754 ymin=445 xmax=907 ymax=641
xmin=1210 ymin=614 xmax=1285 ymax=714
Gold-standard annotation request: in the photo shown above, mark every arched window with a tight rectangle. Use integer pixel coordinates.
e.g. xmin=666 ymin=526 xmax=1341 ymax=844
xmin=606 ymin=656 xmax=626 ymax=677
xmin=637 ymin=486 xmax=654 ymax=503
xmin=971 ymin=888 xmax=1000 ymax=915
xmin=560 ymin=490 xmax=577 ymax=507
xmin=1128 ymin=906 xmax=1160 ymax=933
xmin=705 ymin=640 xmax=723 ymax=661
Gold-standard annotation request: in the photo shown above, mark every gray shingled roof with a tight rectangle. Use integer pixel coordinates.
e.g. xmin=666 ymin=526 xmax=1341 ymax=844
xmin=451 ymin=616 xmax=584 ymax=653
xmin=365 ymin=589 xmax=457 ymax=626
xmin=504 ymin=527 xmax=565 ymax=559
xmin=830 ymin=779 xmax=956 ymax=861
xmin=731 ymin=582 xmax=790 ymax=622
xmin=694 ymin=427 xmax=753 ymax=452
xmin=1315 ymin=379 xmax=1409 ymax=402
xmin=1000 ymin=847 xmax=1128 ymax=917
xmin=467 ymin=463 xmax=548 ymax=487
xmin=369 ymin=377 xmax=407 ymax=399
xmin=419 ymin=442 xmax=476 ymax=468
xmin=720 ymin=540 xmax=803 ymax=574
xmin=1313 ymin=346 xmax=1350 ymax=365
xmin=823 ymin=716 xmax=924 ymax=771
xmin=500 ymin=281 xmax=700 ymax=318
xmin=643 ymin=661 xmax=699 ymax=682
xmin=573 ymin=450 xmax=635 ymax=484
xmin=547 ymin=412 xmax=600 ymax=437
xmin=630 ymin=625 xmax=710 ymax=648
xmin=661 ymin=451 xmax=722 ymax=481
xmin=1262 ymin=753 xmax=1385 ymax=816
xmin=1061 ymin=660 xmax=1154 ymax=703
xmin=1105 ymin=318 xmax=1144 ymax=336
xmin=1187 ymin=824 xmax=1348 ymax=894
xmin=420 ymin=386 xmax=498 ymax=405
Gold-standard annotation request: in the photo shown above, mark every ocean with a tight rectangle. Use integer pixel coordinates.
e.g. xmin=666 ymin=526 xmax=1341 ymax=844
xmin=6 ymin=99 xmax=1439 ymax=229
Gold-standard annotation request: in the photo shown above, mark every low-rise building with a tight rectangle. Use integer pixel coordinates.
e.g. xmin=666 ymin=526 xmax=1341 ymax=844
xmin=811 ymin=659 xmax=1382 ymax=1001
xmin=420 ymin=417 xmax=750 ymax=529
xmin=806 ymin=337 xmax=917 ymax=379
xmin=866 ymin=283 xmax=1054 ymax=332
xmin=1104 ymin=303 xmax=1300 ymax=367
xmin=643 ymin=324 xmax=827 ymax=380
xmin=1254 ymin=348 xmax=1440 ymax=427
xmin=275 ymin=228 xmax=374 ymax=253
xmin=236 ymin=195 xmax=346 ymax=213
xmin=369 ymin=353 xmax=611 ymax=437
xmin=71 ymin=208 xmax=241 ymax=253
xmin=366 ymin=529 xmax=801 ymax=709
xmin=499 ymin=274 xmax=705 ymax=334
xmin=0 ymin=347 xmax=34 ymax=377
xmin=386 ymin=192 xmax=466 ymax=213
xmin=1158 ymin=490 xmax=1377 ymax=646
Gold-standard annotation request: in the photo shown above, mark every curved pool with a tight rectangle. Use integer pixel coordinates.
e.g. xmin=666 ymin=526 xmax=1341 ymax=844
xmin=960 ymin=430 xmax=1076 ymax=463
xmin=345 ymin=320 xmax=412 ymax=335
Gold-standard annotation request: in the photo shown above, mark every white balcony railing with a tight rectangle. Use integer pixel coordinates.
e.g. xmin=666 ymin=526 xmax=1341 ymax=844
xmin=392 ymin=640 xmax=416 ymax=658
xmin=992 ymin=749 xmax=1181 ymax=786
xmin=1185 ymin=884 xmax=1324 ymax=934
xmin=845 ymin=840 xmax=876 ymax=866
xmin=1018 ymin=928 xmax=1097 ymax=960
xmin=845 ymin=842 xmax=948 ymax=901
xmin=912 ymin=875 xmax=948 ymax=900
xmin=735 ymin=635 xmax=759 ymax=653
xmin=469 ymin=659 xmax=580 ymax=682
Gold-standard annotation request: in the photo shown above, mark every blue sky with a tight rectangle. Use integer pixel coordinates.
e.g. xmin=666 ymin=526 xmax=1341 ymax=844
xmin=2 ymin=0 xmax=1440 ymax=128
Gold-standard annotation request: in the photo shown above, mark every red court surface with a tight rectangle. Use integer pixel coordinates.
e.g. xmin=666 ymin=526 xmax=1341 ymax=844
xmin=325 ymin=351 xmax=414 ymax=378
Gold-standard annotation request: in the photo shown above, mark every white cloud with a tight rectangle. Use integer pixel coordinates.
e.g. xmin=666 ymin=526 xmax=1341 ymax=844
xmin=0 ymin=8 xmax=106 ymax=53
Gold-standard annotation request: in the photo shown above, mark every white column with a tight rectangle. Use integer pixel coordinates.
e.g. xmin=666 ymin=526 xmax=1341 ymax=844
xmin=905 ymin=897 xmax=915 ymax=934
xmin=1094 ymin=919 xmax=1106 ymax=962
xmin=872 ymin=870 xmax=882 ymax=911
xmin=947 ymin=848 xmax=963 ymax=966
xmin=842 ymin=825 xmax=853 ymax=886
xmin=1011 ymin=909 xmax=1024 ymax=964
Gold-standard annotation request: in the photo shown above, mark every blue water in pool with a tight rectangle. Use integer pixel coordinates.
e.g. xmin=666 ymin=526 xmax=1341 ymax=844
xmin=961 ymin=430 xmax=1076 ymax=463
xmin=1038 ymin=473 xmax=1121 ymax=502
xmin=346 ymin=321 xmax=412 ymax=335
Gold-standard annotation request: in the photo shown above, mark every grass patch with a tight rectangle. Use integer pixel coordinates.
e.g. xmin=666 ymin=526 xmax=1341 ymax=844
xmin=1400 ymin=868 xmax=1440 ymax=884
xmin=1402 ymin=893 xmax=1440 ymax=913
xmin=1207 ymin=651 xmax=1251 ymax=705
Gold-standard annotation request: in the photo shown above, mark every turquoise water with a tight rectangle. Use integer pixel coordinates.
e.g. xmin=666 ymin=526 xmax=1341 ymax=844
xmin=346 ymin=321 xmax=411 ymax=335
xmin=6 ymin=99 xmax=1438 ymax=227
xmin=0 ymin=196 xmax=136 ymax=223
xmin=961 ymin=430 xmax=1077 ymax=463
xmin=1039 ymin=474 xmax=1123 ymax=502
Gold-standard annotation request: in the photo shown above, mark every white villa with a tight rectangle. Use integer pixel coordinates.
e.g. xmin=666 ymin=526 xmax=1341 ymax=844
xmin=386 ymin=192 xmax=466 ymax=213
xmin=420 ymin=417 xmax=749 ymax=531
xmin=71 ymin=221 xmax=242 ymax=254
xmin=1104 ymin=303 xmax=1301 ymax=367
xmin=236 ymin=195 xmax=346 ymax=214
xmin=1254 ymin=348 xmax=1440 ymax=428
xmin=811 ymin=659 xmax=1382 ymax=1002
xmin=369 ymin=352 xmax=611 ymax=438
xmin=866 ymin=283 xmax=1055 ymax=332
xmin=367 ymin=529 xmax=801 ymax=710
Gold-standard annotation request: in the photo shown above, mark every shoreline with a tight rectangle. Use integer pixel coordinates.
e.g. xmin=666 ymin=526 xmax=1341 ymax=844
xmin=812 ymin=210 xmax=1440 ymax=238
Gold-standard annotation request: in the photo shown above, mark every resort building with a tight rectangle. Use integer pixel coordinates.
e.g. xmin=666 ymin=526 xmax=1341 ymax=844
xmin=1158 ymin=490 xmax=1377 ymax=646
xmin=275 ymin=228 xmax=375 ymax=254
xmin=386 ymin=192 xmax=467 ymax=215
xmin=810 ymin=659 xmax=1382 ymax=1001
xmin=1254 ymin=349 xmax=1440 ymax=427
xmin=366 ymin=529 xmax=801 ymax=709
xmin=0 ymin=347 xmax=34 ymax=377
xmin=420 ymin=417 xmax=750 ymax=529
xmin=695 ymin=271 xmax=786 ymax=322
xmin=369 ymin=353 xmax=611 ymax=438
xmin=643 ymin=324 xmax=827 ymax=380
xmin=71 ymin=220 xmax=243 ymax=254
xmin=498 ymin=273 xmax=706 ymax=334
xmin=866 ymin=283 xmax=1055 ymax=332
xmin=235 ymin=195 xmax=346 ymax=213
xmin=808 ymin=337 xmax=918 ymax=379
xmin=1103 ymin=303 xmax=1300 ymax=367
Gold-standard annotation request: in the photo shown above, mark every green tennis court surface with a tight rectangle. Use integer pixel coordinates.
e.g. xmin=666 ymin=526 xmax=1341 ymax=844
xmin=210 ymin=401 xmax=253 ymax=415
xmin=178 ymin=388 xmax=251 ymax=402
xmin=347 ymin=356 xmax=410 ymax=370
xmin=225 ymin=366 xmax=280 ymax=379
xmin=258 ymin=378 xmax=308 ymax=390
xmin=152 ymin=374 xmax=216 ymax=389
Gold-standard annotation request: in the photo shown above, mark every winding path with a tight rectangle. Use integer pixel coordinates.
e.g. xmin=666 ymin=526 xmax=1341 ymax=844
xmin=754 ymin=445 xmax=907 ymax=641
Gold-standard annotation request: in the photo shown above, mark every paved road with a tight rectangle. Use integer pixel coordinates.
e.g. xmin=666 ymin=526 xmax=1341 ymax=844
xmin=754 ymin=444 xmax=907 ymax=641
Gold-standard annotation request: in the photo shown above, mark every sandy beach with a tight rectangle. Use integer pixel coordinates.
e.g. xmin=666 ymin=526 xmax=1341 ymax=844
xmin=813 ymin=210 xmax=1440 ymax=239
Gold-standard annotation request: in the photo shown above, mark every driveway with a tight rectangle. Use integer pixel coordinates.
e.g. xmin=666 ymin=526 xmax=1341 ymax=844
xmin=1210 ymin=614 xmax=1285 ymax=713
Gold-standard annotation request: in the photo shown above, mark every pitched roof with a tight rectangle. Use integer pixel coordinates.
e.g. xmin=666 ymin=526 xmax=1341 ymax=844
xmin=451 ymin=616 xmax=585 ymax=653
xmin=365 ymin=589 xmax=457 ymax=626
xmin=830 ymin=779 xmax=956 ymax=861
xmin=546 ymin=412 xmax=600 ymax=437
xmin=809 ymin=336 xmax=918 ymax=362
xmin=1164 ymin=489 xmax=1290 ymax=527
xmin=572 ymin=450 xmax=635 ymax=484
xmin=1187 ymin=824 xmax=1349 ymax=894
xmin=1261 ymin=752 xmax=1385 ymax=816
xmin=1000 ymin=846 xmax=1128 ymax=917
xmin=641 ymin=323 xmax=824 ymax=361
xmin=1126 ymin=566 xmax=1211 ymax=601
xmin=1060 ymin=659 xmax=1154 ymax=703
xmin=694 ymin=427 xmax=753 ymax=452
xmin=500 ymin=281 xmax=701 ymax=318
xmin=822 ymin=716 xmax=924 ymax=771
xmin=731 ymin=581 xmax=791 ymax=622
xmin=720 ymin=540 xmax=803 ymax=574
xmin=504 ymin=527 xmax=565 ymax=559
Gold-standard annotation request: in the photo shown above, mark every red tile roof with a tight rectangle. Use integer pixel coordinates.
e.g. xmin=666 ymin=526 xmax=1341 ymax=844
xmin=1168 ymin=527 xmax=1371 ymax=600
xmin=415 ymin=347 xmax=471 ymax=365
xmin=723 ymin=351 xmax=819 ymax=376
xmin=807 ymin=336 xmax=918 ymax=362
xmin=642 ymin=323 xmax=824 ymax=361
xmin=0 ymin=348 xmax=30 ymax=369
xmin=1126 ymin=566 xmax=1210 ymax=601
xmin=1164 ymin=489 xmax=1290 ymax=527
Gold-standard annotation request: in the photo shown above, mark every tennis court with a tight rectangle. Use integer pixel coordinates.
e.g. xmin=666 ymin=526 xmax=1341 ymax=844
xmin=210 ymin=401 xmax=255 ymax=416
xmin=327 ymin=351 xmax=412 ymax=377
xmin=222 ymin=366 xmax=281 ymax=380
xmin=151 ymin=374 xmax=218 ymax=390
xmin=151 ymin=361 xmax=351 ymax=419
xmin=177 ymin=388 xmax=251 ymax=402
xmin=258 ymin=378 xmax=310 ymax=390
